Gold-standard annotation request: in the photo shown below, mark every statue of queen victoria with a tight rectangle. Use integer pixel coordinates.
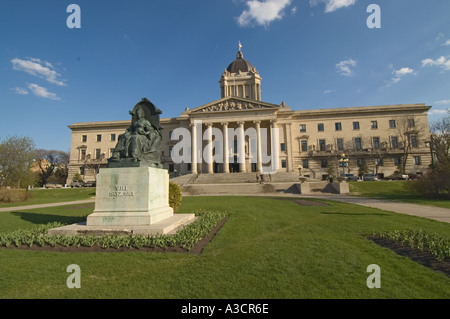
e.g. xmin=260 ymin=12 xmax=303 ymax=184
xmin=108 ymin=98 xmax=163 ymax=168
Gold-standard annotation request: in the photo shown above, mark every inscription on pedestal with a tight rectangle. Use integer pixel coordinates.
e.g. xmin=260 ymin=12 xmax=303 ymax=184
xmin=109 ymin=185 xmax=134 ymax=199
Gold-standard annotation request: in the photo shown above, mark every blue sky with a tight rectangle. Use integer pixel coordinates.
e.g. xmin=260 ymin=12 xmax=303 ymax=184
xmin=1 ymin=0 xmax=449 ymax=152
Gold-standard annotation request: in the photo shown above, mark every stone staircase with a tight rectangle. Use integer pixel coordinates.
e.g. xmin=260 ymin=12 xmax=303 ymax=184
xmin=170 ymin=172 xmax=348 ymax=196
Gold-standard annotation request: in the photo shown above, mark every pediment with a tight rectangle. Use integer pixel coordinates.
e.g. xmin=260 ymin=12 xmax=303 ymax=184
xmin=186 ymin=97 xmax=287 ymax=114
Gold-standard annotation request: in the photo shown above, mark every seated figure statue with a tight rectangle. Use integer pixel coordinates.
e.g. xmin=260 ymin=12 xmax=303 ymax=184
xmin=108 ymin=98 xmax=162 ymax=168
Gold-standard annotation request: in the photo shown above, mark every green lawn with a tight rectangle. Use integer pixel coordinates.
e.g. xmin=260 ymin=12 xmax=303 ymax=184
xmin=0 ymin=188 xmax=95 ymax=208
xmin=0 ymin=196 xmax=449 ymax=299
xmin=348 ymin=180 xmax=450 ymax=209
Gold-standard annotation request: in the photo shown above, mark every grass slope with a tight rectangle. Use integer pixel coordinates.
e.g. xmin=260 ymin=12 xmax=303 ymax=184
xmin=0 ymin=196 xmax=449 ymax=299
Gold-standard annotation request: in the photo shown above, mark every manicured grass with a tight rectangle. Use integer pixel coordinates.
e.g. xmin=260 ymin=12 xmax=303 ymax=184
xmin=0 ymin=188 xmax=95 ymax=208
xmin=349 ymin=180 xmax=450 ymax=209
xmin=0 ymin=196 xmax=449 ymax=299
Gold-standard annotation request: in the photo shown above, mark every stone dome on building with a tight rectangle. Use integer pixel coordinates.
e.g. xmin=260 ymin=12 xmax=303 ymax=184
xmin=226 ymin=50 xmax=255 ymax=73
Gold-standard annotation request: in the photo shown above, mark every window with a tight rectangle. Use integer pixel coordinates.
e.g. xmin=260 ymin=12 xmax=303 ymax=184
xmin=391 ymin=136 xmax=398 ymax=149
xmin=372 ymin=137 xmax=380 ymax=149
xmin=354 ymin=137 xmax=362 ymax=150
xmin=375 ymin=158 xmax=383 ymax=166
xmin=80 ymin=167 xmax=85 ymax=175
xmin=169 ymin=130 xmax=173 ymax=139
xmin=111 ymin=134 xmax=116 ymax=142
xmin=414 ymin=156 xmax=421 ymax=165
xmin=302 ymin=159 xmax=309 ymax=169
xmin=96 ymin=134 xmax=102 ymax=142
xmin=410 ymin=135 xmax=418 ymax=148
xmin=281 ymin=159 xmax=287 ymax=168
xmin=408 ymin=118 xmax=415 ymax=128
xmin=169 ymin=164 xmax=175 ymax=172
xmin=187 ymin=163 xmax=192 ymax=171
xmin=82 ymin=135 xmax=87 ymax=143
xmin=319 ymin=139 xmax=326 ymax=151
xmin=320 ymin=159 xmax=328 ymax=168
xmin=389 ymin=120 xmax=396 ymax=128
xmin=318 ymin=123 xmax=324 ymax=132
xmin=353 ymin=121 xmax=360 ymax=130
xmin=335 ymin=122 xmax=342 ymax=131
xmin=357 ymin=158 xmax=363 ymax=167
xmin=371 ymin=121 xmax=378 ymax=129
xmin=299 ymin=124 xmax=306 ymax=132
xmin=169 ymin=146 xmax=173 ymax=154
xmin=95 ymin=149 xmax=101 ymax=160
xmin=301 ymin=140 xmax=308 ymax=152
xmin=394 ymin=156 xmax=402 ymax=166
xmin=336 ymin=138 xmax=344 ymax=151
xmin=280 ymin=143 xmax=286 ymax=151
xmin=109 ymin=148 xmax=114 ymax=157
xmin=80 ymin=149 xmax=86 ymax=160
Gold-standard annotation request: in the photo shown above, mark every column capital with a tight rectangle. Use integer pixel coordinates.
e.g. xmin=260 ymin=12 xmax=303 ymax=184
xmin=237 ymin=121 xmax=245 ymax=126
xmin=205 ymin=122 xmax=213 ymax=127
xmin=221 ymin=122 xmax=229 ymax=126
xmin=253 ymin=120 xmax=261 ymax=124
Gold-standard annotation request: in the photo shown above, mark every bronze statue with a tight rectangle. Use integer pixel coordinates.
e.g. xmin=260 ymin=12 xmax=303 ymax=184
xmin=108 ymin=98 xmax=162 ymax=168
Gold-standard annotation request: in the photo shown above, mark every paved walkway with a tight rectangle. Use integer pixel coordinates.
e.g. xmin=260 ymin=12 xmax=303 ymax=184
xmin=301 ymin=194 xmax=450 ymax=224
xmin=0 ymin=199 xmax=95 ymax=213
xmin=0 ymin=194 xmax=449 ymax=224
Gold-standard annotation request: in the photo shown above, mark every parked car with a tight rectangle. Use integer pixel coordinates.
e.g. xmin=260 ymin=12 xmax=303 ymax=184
xmin=45 ymin=183 xmax=63 ymax=189
xmin=70 ymin=180 xmax=85 ymax=188
xmin=84 ymin=180 xmax=96 ymax=187
xmin=363 ymin=174 xmax=378 ymax=181
xmin=385 ymin=173 xmax=409 ymax=180
xmin=340 ymin=173 xmax=358 ymax=181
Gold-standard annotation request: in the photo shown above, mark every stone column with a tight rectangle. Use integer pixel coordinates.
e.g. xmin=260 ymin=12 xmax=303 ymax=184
xmin=190 ymin=122 xmax=198 ymax=174
xmin=206 ymin=123 xmax=214 ymax=174
xmin=271 ymin=120 xmax=279 ymax=172
xmin=285 ymin=123 xmax=294 ymax=172
xmin=254 ymin=120 xmax=262 ymax=172
xmin=238 ymin=121 xmax=246 ymax=172
xmin=222 ymin=122 xmax=230 ymax=173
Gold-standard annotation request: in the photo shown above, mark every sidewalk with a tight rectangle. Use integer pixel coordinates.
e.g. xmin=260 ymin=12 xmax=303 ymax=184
xmin=0 ymin=199 xmax=95 ymax=213
xmin=301 ymin=194 xmax=450 ymax=224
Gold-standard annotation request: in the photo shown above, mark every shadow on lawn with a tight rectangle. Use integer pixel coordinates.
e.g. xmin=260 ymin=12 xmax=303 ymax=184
xmin=11 ymin=211 xmax=86 ymax=225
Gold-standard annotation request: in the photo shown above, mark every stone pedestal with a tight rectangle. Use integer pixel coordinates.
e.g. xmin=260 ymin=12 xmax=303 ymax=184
xmin=87 ymin=167 xmax=173 ymax=226
xmin=48 ymin=166 xmax=196 ymax=236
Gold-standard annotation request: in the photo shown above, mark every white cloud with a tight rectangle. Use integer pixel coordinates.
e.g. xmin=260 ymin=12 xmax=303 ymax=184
xmin=12 ymin=87 xmax=28 ymax=95
xmin=435 ymin=99 xmax=450 ymax=105
xmin=444 ymin=39 xmax=450 ymax=46
xmin=11 ymin=57 xmax=66 ymax=86
xmin=237 ymin=0 xmax=292 ymax=27
xmin=428 ymin=108 xmax=449 ymax=115
xmin=27 ymin=83 xmax=60 ymax=100
xmin=336 ymin=59 xmax=357 ymax=77
xmin=421 ymin=56 xmax=450 ymax=71
xmin=324 ymin=89 xmax=333 ymax=94
xmin=393 ymin=67 xmax=414 ymax=77
xmin=310 ymin=0 xmax=357 ymax=13
xmin=384 ymin=66 xmax=415 ymax=87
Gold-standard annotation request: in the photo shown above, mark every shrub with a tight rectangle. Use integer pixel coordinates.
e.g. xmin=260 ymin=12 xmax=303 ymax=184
xmin=169 ymin=182 xmax=182 ymax=212
xmin=0 ymin=187 xmax=32 ymax=203
xmin=406 ymin=165 xmax=450 ymax=199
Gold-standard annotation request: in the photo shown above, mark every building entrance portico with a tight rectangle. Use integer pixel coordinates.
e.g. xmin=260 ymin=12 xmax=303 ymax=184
xmin=184 ymin=102 xmax=285 ymax=174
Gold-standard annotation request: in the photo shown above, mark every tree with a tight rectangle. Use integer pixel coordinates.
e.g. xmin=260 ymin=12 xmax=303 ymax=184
xmin=395 ymin=116 xmax=422 ymax=174
xmin=35 ymin=149 xmax=70 ymax=186
xmin=430 ymin=116 xmax=450 ymax=167
xmin=0 ymin=135 xmax=35 ymax=188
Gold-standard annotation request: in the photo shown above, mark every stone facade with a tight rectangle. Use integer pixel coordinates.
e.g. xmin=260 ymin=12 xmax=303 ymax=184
xmin=67 ymin=47 xmax=433 ymax=184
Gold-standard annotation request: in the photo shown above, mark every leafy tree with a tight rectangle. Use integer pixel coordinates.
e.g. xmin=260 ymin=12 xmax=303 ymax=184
xmin=0 ymin=135 xmax=35 ymax=187
xmin=35 ymin=149 xmax=69 ymax=186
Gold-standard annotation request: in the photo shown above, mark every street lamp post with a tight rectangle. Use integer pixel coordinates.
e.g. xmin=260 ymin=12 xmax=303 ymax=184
xmin=338 ymin=153 xmax=349 ymax=176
